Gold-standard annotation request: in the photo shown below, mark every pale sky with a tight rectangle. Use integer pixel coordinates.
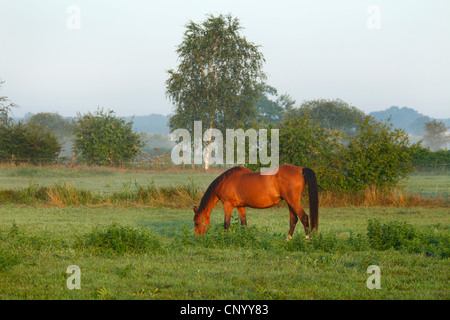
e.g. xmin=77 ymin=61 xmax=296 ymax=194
xmin=0 ymin=0 xmax=449 ymax=119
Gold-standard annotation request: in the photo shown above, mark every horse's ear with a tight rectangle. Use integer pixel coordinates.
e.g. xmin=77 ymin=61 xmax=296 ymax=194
xmin=193 ymin=206 xmax=199 ymax=214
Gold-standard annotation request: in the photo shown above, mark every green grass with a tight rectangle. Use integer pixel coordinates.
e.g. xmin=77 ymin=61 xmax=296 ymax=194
xmin=0 ymin=166 xmax=448 ymax=299
xmin=0 ymin=205 xmax=448 ymax=299
xmin=1 ymin=165 xmax=447 ymax=198
xmin=0 ymin=165 xmax=218 ymax=192
xmin=400 ymin=172 xmax=450 ymax=200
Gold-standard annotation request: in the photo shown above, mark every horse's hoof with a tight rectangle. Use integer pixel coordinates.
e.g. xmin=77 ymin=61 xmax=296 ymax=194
xmin=305 ymin=235 xmax=310 ymax=242
xmin=286 ymin=235 xmax=292 ymax=242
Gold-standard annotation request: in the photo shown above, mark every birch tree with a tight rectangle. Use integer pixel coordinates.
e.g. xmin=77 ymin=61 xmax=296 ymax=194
xmin=166 ymin=14 xmax=266 ymax=169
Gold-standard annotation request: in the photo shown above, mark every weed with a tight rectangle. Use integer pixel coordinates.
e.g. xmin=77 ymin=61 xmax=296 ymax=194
xmin=0 ymin=250 xmax=20 ymax=271
xmin=180 ymin=220 xmax=275 ymax=250
xmin=74 ymin=224 xmax=162 ymax=255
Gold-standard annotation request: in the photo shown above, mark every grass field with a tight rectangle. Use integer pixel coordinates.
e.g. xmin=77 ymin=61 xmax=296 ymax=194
xmin=0 ymin=165 xmax=448 ymax=300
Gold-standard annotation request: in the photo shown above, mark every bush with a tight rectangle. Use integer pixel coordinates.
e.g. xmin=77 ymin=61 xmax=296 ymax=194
xmin=278 ymin=116 xmax=346 ymax=191
xmin=367 ymin=219 xmax=449 ymax=258
xmin=0 ymin=122 xmax=61 ymax=164
xmin=73 ymin=109 xmax=144 ymax=166
xmin=367 ymin=219 xmax=417 ymax=250
xmin=343 ymin=117 xmax=416 ymax=190
xmin=276 ymin=115 xmax=416 ymax=192
xmin=74 ymin=224 xmax=161 ymax=255
xmin=286 ymin=219 xmax=449 ymax=258
xmin=410 ymin=146 xmax=450 ymax=172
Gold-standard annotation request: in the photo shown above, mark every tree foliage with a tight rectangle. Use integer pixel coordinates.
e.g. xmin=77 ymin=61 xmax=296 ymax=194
xmin=166 ymin=14 xmax=266 ymax=133
xmin=255 ymin=85 xmax=295 ymax=124
xmin=276 ymin=113 xmax=416 ymax=191
xmin=73 ymin=109 xmax=143 ymax=166
xmin=0 ymin=122 xmax=61 ymax=163
xmin=0 ymin=81 xmax=60 ymax=163
xmin=282 ymin=98 xmax=365 ymax=137
xmin=27 ymin=112 xmax=73 ymax=139
xmin=279 ymin=116 xmax=345 ymax=190
xmin=0 ymin=80 xmax=18 ymax=127
xmin=410 ymin=145 xmax=450 ymax=171
xmin=343 ymin=117 xmax=415 ymax=190
xmin=422 ymin=119 xmax=449 ymax=151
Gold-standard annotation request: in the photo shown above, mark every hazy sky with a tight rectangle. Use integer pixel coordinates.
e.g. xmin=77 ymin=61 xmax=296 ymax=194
xmin=0 ymin=0 xmax=449 ymax=119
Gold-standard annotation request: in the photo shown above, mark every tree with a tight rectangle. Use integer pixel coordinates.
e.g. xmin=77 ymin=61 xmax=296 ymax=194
xmin=423 ymin=119 xmax=449 ymax=151
xmin=27 ymin=112 xmax=73 ymax=138
xmin=282 ymin=98 xmax=365 ymax=137
xmin=1 ymin=80 xmax=60 ymax=164
xmin=72 ymin=109 xmax=143 ymax=166
xmin=255 ymin=85 xmax=295 ymax=124
xmin=0 ymin=80 xmax=18 ymax=126
xmin=27 ymin=112 xmax=75 ymax=159
xmin=166 ymin=14 xmax=266 ymax=169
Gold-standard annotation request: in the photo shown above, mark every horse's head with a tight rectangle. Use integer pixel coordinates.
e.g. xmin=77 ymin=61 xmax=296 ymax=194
xmin=193 ymin=206 xmax=207 ymax=235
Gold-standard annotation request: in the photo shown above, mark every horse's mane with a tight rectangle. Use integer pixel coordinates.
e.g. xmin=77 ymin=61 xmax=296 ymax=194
xmin=197 ymin=166 xmax=243 ymax=212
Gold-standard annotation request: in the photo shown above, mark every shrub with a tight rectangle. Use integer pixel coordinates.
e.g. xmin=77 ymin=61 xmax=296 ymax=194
xmin=181 ymin=219 xmax=274 ymax=250
xmin=367 ymin=219 xmax=417 ymax=250
xmin=410 ymin=146 xmax=450 ymax=172
xmin=0 ymin=122 xmax=61 ymax=164
xmin=277 ymin=115 xmax=416 ymax=192
xmin=74 ymin=224 xmax=161 ymax=255
xmin=343 ymin=117 xmax=415 ymax=191
xmin=278 ymin=116 xmax=346 ymax=191
xmin=366 ymin=219 xmax=449 ymax=258
xmin=73 ymin=108 xmax=144 ymax=166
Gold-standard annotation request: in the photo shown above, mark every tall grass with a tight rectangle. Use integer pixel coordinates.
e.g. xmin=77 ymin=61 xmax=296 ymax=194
xmin=318 ymin=186 xmax=446 ymax=207
xmin=1 ymin=164 xmax=119 ymax=178
xmin=0 ymin=181 xmax=446 ymax=207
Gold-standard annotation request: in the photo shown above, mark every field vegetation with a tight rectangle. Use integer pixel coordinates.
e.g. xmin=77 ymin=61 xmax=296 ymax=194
xmin=0 ymin=165 xmax=448 ymax=300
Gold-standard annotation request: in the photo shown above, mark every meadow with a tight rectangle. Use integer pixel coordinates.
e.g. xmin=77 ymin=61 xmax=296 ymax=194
xmin=0 ymin=165 xmax=448 ymax=300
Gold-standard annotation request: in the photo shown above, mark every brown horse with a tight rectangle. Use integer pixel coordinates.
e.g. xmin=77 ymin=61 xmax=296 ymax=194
xmin=193 ymin=164 xmax=318 ymax=240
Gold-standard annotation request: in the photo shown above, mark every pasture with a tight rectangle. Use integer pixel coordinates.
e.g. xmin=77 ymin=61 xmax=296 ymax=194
xmin=0 ymin=165 xmax=448 ymax=300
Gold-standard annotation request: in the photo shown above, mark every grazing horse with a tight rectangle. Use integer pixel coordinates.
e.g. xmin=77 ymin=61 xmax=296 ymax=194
xmin=193 ymin=164 xmax=318 ymax=240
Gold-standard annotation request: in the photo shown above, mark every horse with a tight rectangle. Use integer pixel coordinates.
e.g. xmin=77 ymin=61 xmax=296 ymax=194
xmin=193 ymin=164 xmax=319 ymax=241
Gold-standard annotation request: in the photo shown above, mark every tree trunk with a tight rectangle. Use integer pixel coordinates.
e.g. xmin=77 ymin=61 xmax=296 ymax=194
xmin=70 ymin=151 xmax=77 ymax=168
xmin=204 ymin=121 xmax=213 ymax=170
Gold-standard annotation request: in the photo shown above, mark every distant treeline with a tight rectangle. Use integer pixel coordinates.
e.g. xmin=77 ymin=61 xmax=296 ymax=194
xmin=369 ymin=106 xmax=450 ymax=136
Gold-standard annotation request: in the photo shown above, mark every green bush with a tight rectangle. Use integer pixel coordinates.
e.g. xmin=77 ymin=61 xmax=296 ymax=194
xmin=74 ymin=224 xmax=161 ymax=255
xmin=286 ymin=219 xmax=448 ymax=258
xmin=276 ymin=115 xmax=416 ymax=191
xmin=344 ymin=117 xmax=416 ymax=190
xmin=367 ymin=219 xmax=417 ymax=250
xmin=0 ymin=122 xmax=61 ymax=164
xmin=278 ymin=116 xmax=346 ymax=191
xmin=410 ymin=146 xmax=450 ymax=172
xmin=73 ymin=109 xmax=144 ymax=166
xmin=367 ymin=219 xmax=449 ymax=258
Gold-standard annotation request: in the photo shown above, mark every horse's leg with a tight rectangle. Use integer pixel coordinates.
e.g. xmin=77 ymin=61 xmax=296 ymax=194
xmin=237 ymin=207 xmax=247 ymax=226
xmin=286 ymin=204 xmax=298 ymax=241
xmin=285 ymin=194 xmax=310 ymax=240
xmin=298 ymin=207 xmax=310 ymax=239
xmin=223 ymin=202 xmax=234 ymax=231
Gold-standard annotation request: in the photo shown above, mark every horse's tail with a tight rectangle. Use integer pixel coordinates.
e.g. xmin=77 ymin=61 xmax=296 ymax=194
xmin=302 ymin=168 xmax=319 ymax=232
